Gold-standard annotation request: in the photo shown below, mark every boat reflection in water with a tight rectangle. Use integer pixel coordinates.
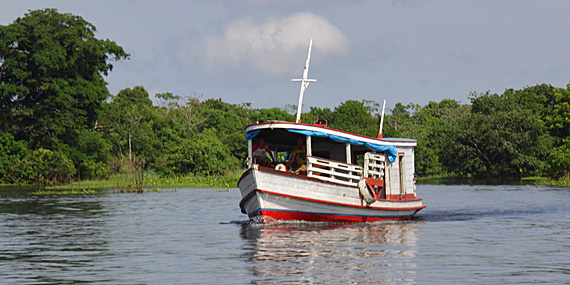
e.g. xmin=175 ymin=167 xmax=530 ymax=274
xmin=240 ymin=221 xmax=421 ymax=283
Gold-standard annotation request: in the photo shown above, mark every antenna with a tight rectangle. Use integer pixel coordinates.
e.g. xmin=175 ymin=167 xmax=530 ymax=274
xmin=377 ymin=99 xmax=386 ymax=138
xmin=292 ymin=39 xmax=317 ymax=123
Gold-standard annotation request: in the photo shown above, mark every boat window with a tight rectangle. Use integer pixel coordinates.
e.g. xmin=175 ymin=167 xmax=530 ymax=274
xmin=310 ymin=137 xmax=344 ymax=161
xmin=352 ymin=151 xmax=367 ymax=166
xmin=312 ymin=151 xmax=330 ymax=159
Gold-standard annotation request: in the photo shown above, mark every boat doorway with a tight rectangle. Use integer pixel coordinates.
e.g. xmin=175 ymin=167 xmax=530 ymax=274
xmin=399 ymin=154 xmax=407 ymax=196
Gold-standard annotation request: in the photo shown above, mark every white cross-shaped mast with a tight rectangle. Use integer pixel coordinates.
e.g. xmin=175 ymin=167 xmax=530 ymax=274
xmin=292 ymin=39 xmax=317 ymax=123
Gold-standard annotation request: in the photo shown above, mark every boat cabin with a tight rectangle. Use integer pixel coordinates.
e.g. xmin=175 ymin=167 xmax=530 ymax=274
xmin=245 ymin=121 xmax=418 ymax=201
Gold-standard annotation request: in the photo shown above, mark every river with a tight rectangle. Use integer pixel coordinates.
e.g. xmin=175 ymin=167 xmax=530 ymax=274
xmin=0 ymin=184 xmax=568 ymax=284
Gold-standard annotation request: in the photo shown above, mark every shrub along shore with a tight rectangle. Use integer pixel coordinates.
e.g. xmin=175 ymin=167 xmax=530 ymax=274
xmin=40 ymin=170 xmax=245 ymax=192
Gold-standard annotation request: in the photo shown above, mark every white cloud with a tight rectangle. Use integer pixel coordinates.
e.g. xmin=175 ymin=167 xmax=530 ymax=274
xmin=196 ymin=12 xmax=350 ymax=76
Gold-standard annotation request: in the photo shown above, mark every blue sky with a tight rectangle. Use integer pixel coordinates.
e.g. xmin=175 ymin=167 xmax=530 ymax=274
xmin=3 ymin=0 xmax=570 ymax=112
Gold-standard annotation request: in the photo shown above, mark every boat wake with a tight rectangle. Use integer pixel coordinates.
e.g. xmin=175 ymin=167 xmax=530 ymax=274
xmin=415 ymin=206 xmax=554 ymax=222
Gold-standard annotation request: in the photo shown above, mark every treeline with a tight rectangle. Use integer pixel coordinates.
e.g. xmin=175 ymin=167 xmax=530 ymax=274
xmin=385 ymin=85 xmax=570 ymax=180
xmin=2 ymin=83 xmax=570 ymax=185
xmin=1 ymin=9 xmax=569 ymax=185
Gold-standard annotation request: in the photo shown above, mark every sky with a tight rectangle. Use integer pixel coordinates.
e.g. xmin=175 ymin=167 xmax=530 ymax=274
xmin=3 ymin=0 xmax=570 ymax=112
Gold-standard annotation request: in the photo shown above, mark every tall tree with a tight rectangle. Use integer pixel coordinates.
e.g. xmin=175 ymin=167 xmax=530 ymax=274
xmin=99 ymin=86 xmax=162 ymax=169
xmin=0 ymin=9 xmax=129 ymax=151
xmin=545 ymin=83 xmax=570 ymax=139
xmin=331 ymin=100 xmax=379 ymax=137
xmin=449 ymin=88 xmax=554 ymax=178
xmin=384 ymin=102 xmax=421 ymax=139
xmin=414 ymin=99 xmax=467 ymax=176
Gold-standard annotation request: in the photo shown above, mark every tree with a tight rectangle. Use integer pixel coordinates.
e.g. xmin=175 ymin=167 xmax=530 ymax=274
xmin=384 ymin=102 xmax=421 ymax=139
xmin=199 ymin=99 xmax=251 ymax=166
xmin=161 ymin=129 xmax=239 ymax=176
xmin=115 ymin=86 xmax=153 ymax=107
xmin=99 ymin=86 xmax=163 ymax=173
xmin=302 ymin=106 xmax=334 ymax=125
xmin=11 ymin=148 xmax=76 ymax=185
xmin=446 ymin=88 xmax=554 ymax=178
xmin=0 ymin=131 xmax=29 ymax=182
xmin=545 ymin=138 xmax=570 ymax=179
xmin=248 ymin=107 xmax=295 ymax=124
xmin=545 ymin=83 xmax=570 ymax=139
xmin=0 ymin=9 xmax=129 ymax=151
xmin=331 ymin=100 xmax=379 ymax=137
xmin=414 ymin=99 xmax=466 ymax=176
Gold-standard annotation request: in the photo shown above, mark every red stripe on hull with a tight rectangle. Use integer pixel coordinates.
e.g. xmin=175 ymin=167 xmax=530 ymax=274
xmin=254 ymin=209 xmax=420 ymax=223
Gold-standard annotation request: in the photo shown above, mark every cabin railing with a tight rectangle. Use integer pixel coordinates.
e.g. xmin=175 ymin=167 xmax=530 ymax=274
xmin=363 ymin=152 xmax=387 ymax=199
xmin=307 ymin=156 xmax=362 ymax=186
xmin=363 ymin=152 xmax=385 ymax=179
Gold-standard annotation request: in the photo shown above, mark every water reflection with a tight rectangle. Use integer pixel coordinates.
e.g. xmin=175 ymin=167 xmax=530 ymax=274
xmin=240 ymin=221 xmax=422 ymax=283
xmin=0 ymin=193 xmax=110 ymax=284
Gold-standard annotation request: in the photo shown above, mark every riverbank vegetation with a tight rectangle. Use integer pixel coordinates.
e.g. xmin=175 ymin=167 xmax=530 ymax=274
xmin=1 ymin=9 xmax=569 ymax=189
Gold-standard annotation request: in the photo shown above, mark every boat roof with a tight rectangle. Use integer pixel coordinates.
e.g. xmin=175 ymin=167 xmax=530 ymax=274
xmin=246 ymin=121 xmax=416 ymax=146
xmin=245 ymin=121 xmax=416 ymax=162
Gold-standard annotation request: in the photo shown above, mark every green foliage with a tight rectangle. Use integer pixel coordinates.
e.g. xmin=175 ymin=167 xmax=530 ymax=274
xmin=142 ymin=170 xmax=243 ymax=188
xmin=382 ymin=84 xmax=565 ymax=180
xmin=0 ymin=8 xmax=128 ymax=183
xmin=383 ymin=102 xmax=421 ymax=139
xmin=382 ymin=100 xmax=468 ymax=176
xmin=49 ymin=170 xmax=244 ymax=190
xmin=115 ymin=86 xmax=153 ymax=106
xmin=302 ymin=106 xmax=334 ymax=125
xmin=248 ymin=107 xmax=295 ymax=123
xmin=161 ymin=129 xmax=239 ymax=176
xmin=545 ymin=84 xmax=570 ymax=138
xmin=415 ymin=100 xmax=466 ymax=176
xmin=0 ymin=9 xmax=129 ymax=148
xmin=301 ymin=100 xmax=380 ymax=138
xmin=30 ymin=189 xmax=98 ymax=195
xmin=100 ymin=86 xmax=163 ymax=169
xmin=11 ymin=148 xmax=76 ymax=185
xmin=0 ymin=131 xmax=29 ymax=181
xmin=199 ymin=98 xmax=250 ymax=165
xmin=72 ymin=129 xmax=111 ymax=179
xmin=459 ymin=89 xmax=554 ymax=177
xmin=329 ymin=100 xmax=379 ymax=137
xmin=545 ymin=139 xmax=570 ymax=179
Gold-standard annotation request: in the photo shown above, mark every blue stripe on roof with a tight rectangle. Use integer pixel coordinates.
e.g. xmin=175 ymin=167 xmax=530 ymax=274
xmin=285 ymin=129 xmax=398 ymax=162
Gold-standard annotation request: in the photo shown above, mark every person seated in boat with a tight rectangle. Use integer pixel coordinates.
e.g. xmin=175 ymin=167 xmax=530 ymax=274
xmin=252 ymin=137 xmax=275 ymax=166
xmin=287 ymin=136 xmax=307 ymax=174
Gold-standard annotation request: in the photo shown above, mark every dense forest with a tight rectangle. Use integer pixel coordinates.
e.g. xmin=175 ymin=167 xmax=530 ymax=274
xmin=1 ymin=9 xmax=569 ymax=186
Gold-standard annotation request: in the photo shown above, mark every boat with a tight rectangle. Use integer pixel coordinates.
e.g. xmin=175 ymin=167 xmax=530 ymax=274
xmin=238 ymin=40 xmax=426 ymax=223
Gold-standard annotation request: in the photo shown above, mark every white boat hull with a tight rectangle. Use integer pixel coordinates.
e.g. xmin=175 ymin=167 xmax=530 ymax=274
xmin=239 ymin=166 xmax=425 ymax=223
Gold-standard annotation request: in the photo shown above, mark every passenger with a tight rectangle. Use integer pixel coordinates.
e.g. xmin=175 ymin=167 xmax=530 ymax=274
xmin=288 ymin=136 xmax=307 ymax=173
xmin=252 ymin=137 xmax=274 ymax=166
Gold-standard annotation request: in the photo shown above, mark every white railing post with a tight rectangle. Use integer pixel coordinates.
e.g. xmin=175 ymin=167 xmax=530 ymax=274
xmin=306 ymin=136 xmax=312 ymax=157
xmin=306 ymin=136 xmax=313 ymax=176
xmin=247 ymin=139 xmax=253 ymax=168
